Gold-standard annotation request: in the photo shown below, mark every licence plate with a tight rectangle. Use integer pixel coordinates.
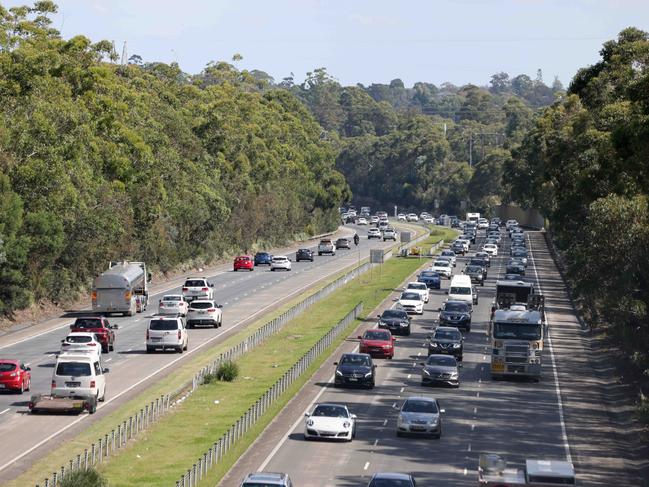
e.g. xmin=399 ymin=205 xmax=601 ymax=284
xmin=492 ymin=363 xmax=505 ymax=372
xmin=411 ymin=426 xmax=426 ymax=431
xmin=198 ymin=310 xmax=206 ymax=314
xmin=348 ymin=378 xmax=358 ymax=382
xmin=66 ymin=382 xmax=81 ymax=387
xmin=151 ymin=337 xmax=162 ymax=342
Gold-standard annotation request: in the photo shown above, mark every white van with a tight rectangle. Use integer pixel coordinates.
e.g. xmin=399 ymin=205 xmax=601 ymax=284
xmin=51 ymin=354 xmax=107 ymax=405
xmin=447 ymin=275 xmax=478 ymax=307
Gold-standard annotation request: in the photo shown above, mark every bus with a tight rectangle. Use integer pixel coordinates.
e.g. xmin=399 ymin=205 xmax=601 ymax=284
xmin=489 ymin=307 xmax=544 ymax=380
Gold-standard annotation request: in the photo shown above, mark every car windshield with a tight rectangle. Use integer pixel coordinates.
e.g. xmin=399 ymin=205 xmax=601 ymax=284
xmin=427 ymin=356 xmax=457 ymax=366
xmin=466 ymin=266 xmax=481 ymax=273
xmin=402 ymin=399 xmax=438 ymax=414
xmin=401 ymin=292 xmax=421 ymax=301
xmin=382 ymin=310 xmax=407 ymax=319
xmin=66 ymin=335 xmax=93 ymax=343
xmin=56 ymin=362 xmax=91 ymax=376
xmin=364 ymin=331 xmax=391 ymax=340
xmin=444 ymin=302 xmax=470 ymax=312
xmin=255 ymin=253 xmax=269 ymax=258
xmin=419 ymin=271 xmax=438 ymax=278
xmin=494 ymin=322 xmax=542 ymax=340
xmin=184 ymin=280 xmax=206 ymax=287
xmin=434 ymin=330 xmax=461 ymax=340
xmin=73 ymin=319 xmax=102 ymax=329
xmin=312 ymin=405 xmax=349 ymax=418
xmin=434 ymin=261 xmax=449 ymax=267
xmin=408 ymin=283 xmax=427 ymax=290
xmin=149 ymin=320 xmax=179 ymax=331
xmin=449 ymin=286 xmax=471 ymax=295
xmin=369 ymin=480 xmax=413 ymax=487
xmin=340 ymin=355 xmax=371 ymax=366
xmin=163 ymin=295 xmax=181 ymax=302
xmin=190 ymin=302 xmax=213 ymax=309
xmin=513 ymin=251 xmax=527 ymax=257
xmin=0 ymin=363 xmax=16 ymax=372
xmin=298 ymin=249 xmax=310 ymax=253
xmin=272 ymin=257 xmax=287 ymax=262
xmin=441 ymin=251 xmax=454 ymax=257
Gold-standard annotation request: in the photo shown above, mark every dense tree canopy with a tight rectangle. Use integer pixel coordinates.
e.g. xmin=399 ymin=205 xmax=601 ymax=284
xmin=0 ymin=2 xmax=349 ymax=315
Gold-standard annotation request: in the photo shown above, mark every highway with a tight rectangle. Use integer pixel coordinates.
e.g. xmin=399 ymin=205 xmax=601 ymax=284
xmin=222 ymin=228 xmax=642 ymax=486
xmin=0 ymin=223 xmax=415 ymax=483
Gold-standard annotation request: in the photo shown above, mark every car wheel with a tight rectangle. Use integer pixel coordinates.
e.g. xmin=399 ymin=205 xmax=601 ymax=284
xmin=102 ymin=345 xmax=109 ymax=354
xmin=109 ymin=342 xmax=114 ymax=352
xmin=99 ymin=386 xmax=106 ymax=402
xmin=177 ymin=346 xmax=183 ymax=354
xmin=88 ymin=401 xmax=97 ymax=414
xmin=249 ymin=268 xmax=253 ymax=272
xmin=146 ymin=346 xmax=154 ymax=353
xmin=184 ymin=340 xmax=188 ymax=351
xmin=405 ymin=327 xmax=411 ymax=336
xmin=19 ymin=381 xmax=24 ymax=394
xmin=271 ymin=268 xmax=275 ymax=272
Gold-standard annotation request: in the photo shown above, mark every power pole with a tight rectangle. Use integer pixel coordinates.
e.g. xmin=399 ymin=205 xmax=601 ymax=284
xmin=469 ymin=133 xmax=473 ymax=167
xmin=121 ymin=41 xmax=127 ymax=65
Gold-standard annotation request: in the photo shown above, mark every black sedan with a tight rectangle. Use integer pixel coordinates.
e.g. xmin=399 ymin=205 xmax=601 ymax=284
xmin=464 ymin=265 xmax=485 ymax=286
xmin=421 ymin=354 xmax=460 ymax=387
xmin=438 ymin=300 xmax=472 ymax=332
xmin=295 ymin=248 xmax=314 ymax=262
xmin=506 ymin=262 xmax=526 ymax=276
xmin=428 ymin=327 xmax=464 ymax=360
xmin=377 ymin=309 xmax=411 ymax=335
xmin=254 ymin=252 xmax=273 ymax=266
xmin=334 ymin=353 xmax=376 ymax=388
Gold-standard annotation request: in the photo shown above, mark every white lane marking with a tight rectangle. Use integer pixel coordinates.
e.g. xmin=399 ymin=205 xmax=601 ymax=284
xmin=0 ymin=408 xmax=10 ymax=415
xmin=383 ymin=419 xmax=388 ymax=426
xmin=417 ymin=352 xmax=421 ymax=356
xmin=463 ymin=468 xmax=468 ymax=476
xmin=407 ymin=374 xmax=411 ymax=379
xmin=24 ymin=363 xmax=30 ymax=367
xmin=47 ymin=354 xmax=55 ymax=357
xmin=105 ymin=358 xmax=112 ymax=363
xmin=478 ymin=378 xmax=481 ymax=383
xmin=476 ymin=391 xmax=479 ymax=398
xmin=373 ymin=439 xmax=379 ymax=446
xmin=471 ymin=424 xmax=475 ymax=431
xmin=483 ymin=355 xmax=486 ymax=360
xmin=527 ymin=233 xmax=572 ymax=464
xmin=392 ymin=402 xmax=397 ymax=408
xmin=467 ymin=444 xmax=472 ymax=452
xmin=412 ymin=362 xmax=416 ymax=367
xmin=400 ymin=387 xmax=405 ymax=393
xmin=364 ymin=462 xmax=370 ymax=471
xmin=473 ymin=407 xmax=477 ymax=414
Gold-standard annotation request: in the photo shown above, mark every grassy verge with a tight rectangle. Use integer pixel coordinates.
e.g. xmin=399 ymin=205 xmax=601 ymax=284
xmin=8 ymin=227 xmax=430 ymax=487
xmin=97 ymin=257 xmax=434 ymax=486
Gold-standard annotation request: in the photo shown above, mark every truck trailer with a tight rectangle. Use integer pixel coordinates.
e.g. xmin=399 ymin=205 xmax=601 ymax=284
xmin=478 ymin=453 xmax=575 ymax=486
xmin=92 ymin=261 xmax=150 ymax=316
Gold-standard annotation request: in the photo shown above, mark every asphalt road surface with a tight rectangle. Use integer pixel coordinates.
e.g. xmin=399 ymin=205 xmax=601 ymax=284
xmin=222 ymin=227 xmax=646 ymax=486
xmin=0 ymin=222 xmax=415 ymax=483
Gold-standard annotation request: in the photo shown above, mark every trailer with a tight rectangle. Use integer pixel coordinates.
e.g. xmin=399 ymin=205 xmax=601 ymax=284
xmin=478 ymin=453 xmax=576 ymax=486
xmin=29 ymin=393 xmax=97 ymax=414
xmin=92 ymin=261 xmax=150 ymax=316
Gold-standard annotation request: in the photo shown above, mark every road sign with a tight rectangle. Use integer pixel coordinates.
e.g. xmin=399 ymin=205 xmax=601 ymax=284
xmin=370 ymin=249 xmax=384 ymax=264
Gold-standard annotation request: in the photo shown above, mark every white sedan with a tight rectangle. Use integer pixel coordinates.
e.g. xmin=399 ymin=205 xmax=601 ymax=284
xmin=271 ymin=255 xmax=292 ymax=271
xmin=432 ymin=260 xmax=453 ymax=279
xmin=158 ymin=294 xmax=189 ymax=316
xmin=357 ymin=217 xmax=368 ymax=225
xmin=407 ymin=213 xmax=419 ymax=222
xmin=482 ymin=243 xmax=498 ymax=256
xmin=59 ymin=333 xmax=102 ymax=360
xmin=397 ymin=213 xmax=407 ymax=221
xmin=406 ymin=282 xmax=429 ymax=303
xmin=304 ymin=403 xmax=357 ymax=441
xmin=398 ymin=291 xmax=425 ymax=315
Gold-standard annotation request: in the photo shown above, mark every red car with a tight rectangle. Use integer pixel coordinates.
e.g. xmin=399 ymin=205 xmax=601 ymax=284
xmin=358 ymin=329 xmax=396 ymax=359
xmin=234 ymin=255 xmax=254 ymax=272
xmin=0 ymin=360 xmax=31 ymax=393
xmin=70 ymin=316 xmax=117 ymax=353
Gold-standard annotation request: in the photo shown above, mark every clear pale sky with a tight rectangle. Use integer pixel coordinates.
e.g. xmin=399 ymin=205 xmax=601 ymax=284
xmin=8 ymin=0 xmax=649 ymax=87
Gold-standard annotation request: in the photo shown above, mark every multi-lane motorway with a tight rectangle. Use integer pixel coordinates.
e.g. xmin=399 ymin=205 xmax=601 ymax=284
xmin=0 ymin=224 xmax=413 ymax=483
xmin=222 ymin=228 xmax=646 ymax=486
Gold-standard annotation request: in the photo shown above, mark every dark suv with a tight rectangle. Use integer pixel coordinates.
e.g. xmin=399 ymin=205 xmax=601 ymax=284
xmin=295 ymin=248 xmax=314 ymax=262
xmin=254 ymin=252 xmax=273 ymax=266
xmin=428 ymin=326 xmax=464 ymax=360
xmin=468 ymin=258 xmax=488 ymax=280
xmin=438 ymin=300 xmax=472 ymax=331
xmin=334 ymin=353 xmax=376 ymax=388
xmin=70 ymin=316 xmax=117 ymax=353
xmin=377 ymin=308 xmax=411 ymax=335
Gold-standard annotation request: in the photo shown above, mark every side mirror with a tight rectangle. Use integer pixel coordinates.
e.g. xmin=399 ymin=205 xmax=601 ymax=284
xmin=103 ymin=367 xmax=110 ymax=373
xmin=304 ymin=412 xmax=310 ymax=417
xmin=419 ymin=362 xmax=425 ymax=366
xmin=217 ymin=304 xmax=223 ymax=309
xmin=25 ymin=367 xmax=31 ymax=371
xmin=70 ymin=325 xmax=74 ymax=330
xmin=445 ymin=291 xmax=449 ymax=294
xmin=333 ymin=362 xmax=338 ymax=366
xmin=377 ymin=315 xmax=381 ymax=319
xmin=440 ymin=409 xmax=446 ymax=414
xmin=357 ymin=335 xmax=362 ymax=340
xmin=438 ymin=307 xmax=442 ymax=311
xmin=350 ymin=414 xmax=357 ymax=419
xmin=426 ymin=335 xmax=432 ymax=339
xmin=372 ymin=365 xmax=377 ymax=369
xmin=208 ymin=282 xmax=214 ymax=287
xmin=61 ymin=339 xmax=65 ymax=343
xmin=393 ymin=337 xmax=397 ymax=342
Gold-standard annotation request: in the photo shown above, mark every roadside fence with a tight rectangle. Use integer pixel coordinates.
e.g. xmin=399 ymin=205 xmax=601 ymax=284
xmin=174 ymin=302 xmax=364 ymax=487
xmin=35 ymin=261 xmax=373 ymax=487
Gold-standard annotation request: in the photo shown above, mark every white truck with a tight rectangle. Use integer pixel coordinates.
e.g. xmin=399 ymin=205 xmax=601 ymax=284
xmin=478 ymin=453 xmax=575 ymax=486
xmin=466 ymin=212 xmax=480 ymax=224
xmin=92 ymin=261 xmax=150 ymax=316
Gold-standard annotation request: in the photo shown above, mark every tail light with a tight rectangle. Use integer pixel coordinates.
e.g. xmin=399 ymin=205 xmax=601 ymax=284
xmin=124 ymin=290 xmax=132 ymax=301
xmin=159 ymin=302 xmax=165 ymax=307
xmin=51 ymin=380 xmax=56 ymax=388
xmin=177 ymin=330 xmax=182 ymax=340
xmin=87 ymin=343 xmax=96 ymax=347
xmin=90 ymin=380 xmax=96 ymax=388
xmin=91 ymin=291 xmax=97 ymax=302
xmin=208 ymin=308 xmax=216 ymax=312
xmin=201 ymin=287 xmax=208 ymax=291
xmin=182 ymin=287 xmax=188 ymax=292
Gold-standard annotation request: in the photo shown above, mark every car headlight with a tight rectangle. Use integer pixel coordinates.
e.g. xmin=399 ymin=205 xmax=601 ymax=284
xmin=343 ymin=421 xmax=351 ymax=428
xmin=398 ymin=415 xmax=408 ymax=424
xmin=364 ymin=372 xmax=373 ymax=378
xmin=400 ymin=321 xmax=408 ymax=327
xmin=336 ymin=370 xmax=343 ymax=376
xmin=453 ymin=343 xmax=461 ymax=348
xmin=430 ymin=342 xmax=438 ymax=347
xmin=450 ymin=372 xmax=459 ymax=378
xmin=429 ymin=417 xmax=439 ymax=425
xmin=383 ymin=344 xmax=392 ymax=349
xmin=423 ymin=369 xmax=431 ymax=375
xmin=306 ymin=419 xmax=314 ymax=426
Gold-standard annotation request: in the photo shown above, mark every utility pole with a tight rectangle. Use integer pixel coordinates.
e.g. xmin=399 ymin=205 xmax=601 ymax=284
xmin=469 ymin=133 xmax=473 ymax=167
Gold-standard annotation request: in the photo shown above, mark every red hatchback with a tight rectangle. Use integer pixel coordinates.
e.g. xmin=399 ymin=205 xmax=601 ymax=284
xmin=234 ymin=255 xmax=254 ymax=272
xmin=0 ymin=360 xmax=31 ymax=393
xmin=358 ymin=329 xmax=396 ymax=359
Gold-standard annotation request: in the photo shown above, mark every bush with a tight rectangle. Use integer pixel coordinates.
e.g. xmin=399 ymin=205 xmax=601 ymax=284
xmin=215 ymin=361 xmax=239 ymax=382
xmin=202 ymin=372 xmax=218 ymax=385
xmin=60 ymin=469 xmax=107 ymax=487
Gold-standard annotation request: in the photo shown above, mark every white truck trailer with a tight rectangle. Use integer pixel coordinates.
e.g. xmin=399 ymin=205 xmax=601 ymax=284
xmin=478 ymin=454 xmax=575 ymax=486
xmin=92 ymin=261 xmax=150 ymax=316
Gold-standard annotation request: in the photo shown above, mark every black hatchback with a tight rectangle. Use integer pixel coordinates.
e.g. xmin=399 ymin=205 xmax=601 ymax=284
xmin=254 ymin=252 xmax=273 ymax=266
xmin=295 ymin=248 xmax=314 ymax=262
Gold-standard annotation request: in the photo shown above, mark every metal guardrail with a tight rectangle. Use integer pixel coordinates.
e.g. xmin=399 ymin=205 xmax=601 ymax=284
xmin=35 ymin=262 xmax=373 ymax=487
xmin=174 ymin=302 xmax=364 ymax=487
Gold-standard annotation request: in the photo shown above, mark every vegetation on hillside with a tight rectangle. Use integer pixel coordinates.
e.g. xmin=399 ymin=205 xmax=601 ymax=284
xmin=505 ymin=28 xmax=649 ymax=380
xmin=0 ymin=2 xmax=349 ymax=315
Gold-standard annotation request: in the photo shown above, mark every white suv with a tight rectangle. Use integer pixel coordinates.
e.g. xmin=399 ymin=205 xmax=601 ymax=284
xmin=158 ymin=294 xmax=189 ymax=316
xmin=383 ymin=228 xmax=397 ymax=241
xmin=187 ymin=300 xmax=223 ymax=328
xmin=406 ymin=282 xmax=430 ymax=303
xmin=51 ymin=354 xmax=107 ymax=407
xmin=182 ymin=277 xmax=214 ymax=302
xmin=146 ymin=316 xmax=188 ymax=353
xmin=407 ymin=213 xmax=419 ymax=222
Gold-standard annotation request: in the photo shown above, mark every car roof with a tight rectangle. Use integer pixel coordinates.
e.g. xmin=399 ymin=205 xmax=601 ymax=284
xmin=185 ymin=277 xmax=207 ymax=280
xmin=445 ymin=299 xmax=470 ymax=305
xmin=66 ymin=332 xmax=98 ymax=337
xmin=0 ymin=359 xmax=19 ymax=365
xmin=56 ymin=354 xmax=95 ymax=362
xmin=190 ymin=299 xmax=214 ymax=304
xmin=243 ymin=472 xmax=288 ymax=482
xmin=403 ymin=395 xmax=437 ymax=403
xmin=162 ymin=294 xmax=183 ymax=299
xmin=436 ymin=326 xmax=462 ymax=332
xmin=371 ymin=472 xmax=413 ymax=480
xmin=341 ymin=352 xmax=371 ymax=359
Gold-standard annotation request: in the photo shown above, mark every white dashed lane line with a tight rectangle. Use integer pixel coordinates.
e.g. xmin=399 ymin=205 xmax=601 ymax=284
xmin=0 ymin=408 xmax=10 ymax=415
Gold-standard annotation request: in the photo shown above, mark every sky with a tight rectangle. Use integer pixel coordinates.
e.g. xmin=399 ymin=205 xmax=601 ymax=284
xmin=7 ymin=0 xmax=649 ymax=87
